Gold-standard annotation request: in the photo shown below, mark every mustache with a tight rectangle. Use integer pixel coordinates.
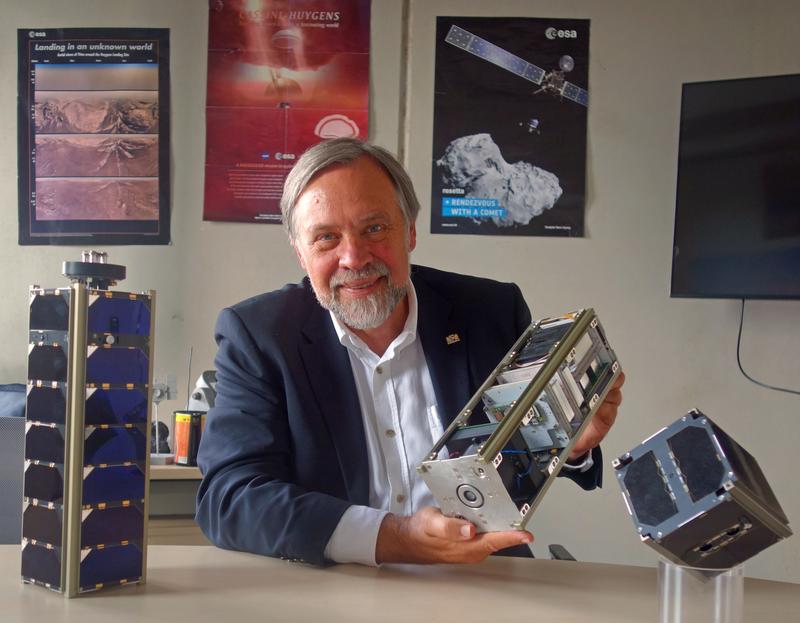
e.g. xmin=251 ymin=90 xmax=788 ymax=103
xmin=329 ymin=262 xmax=390 ymax=288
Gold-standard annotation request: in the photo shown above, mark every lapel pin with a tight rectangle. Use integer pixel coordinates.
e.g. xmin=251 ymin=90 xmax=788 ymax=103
xmin=445 ymin=333 xmax=461 ymax=345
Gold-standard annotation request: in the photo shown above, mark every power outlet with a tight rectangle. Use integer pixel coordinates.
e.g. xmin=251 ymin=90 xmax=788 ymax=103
xmin=166 ymin=373 xmax=178 ymax=399
xmin=152 ymin=375 xmax=177 ymax=404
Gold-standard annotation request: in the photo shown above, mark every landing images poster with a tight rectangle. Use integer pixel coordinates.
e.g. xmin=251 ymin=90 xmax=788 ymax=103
xmin=204 ymin=0 xmax=371 ymax=223
xmin=431 ymin=17 xmax=589 ymax=237
xmin=17 ymin=28 xmax=170 ymax=245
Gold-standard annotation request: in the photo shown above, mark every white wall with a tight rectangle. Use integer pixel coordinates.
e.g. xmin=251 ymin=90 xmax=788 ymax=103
xmin=2 ymin=0 xmax=798 ymax=583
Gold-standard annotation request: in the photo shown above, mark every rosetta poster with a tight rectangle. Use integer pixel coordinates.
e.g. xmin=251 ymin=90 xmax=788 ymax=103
xmin=431 ymin=17 xmax=590 ymax=237
xmin=204 ymin=0 xmax=371 ymax=223
xmin=17 ymin=28 xmax=170 ymax=245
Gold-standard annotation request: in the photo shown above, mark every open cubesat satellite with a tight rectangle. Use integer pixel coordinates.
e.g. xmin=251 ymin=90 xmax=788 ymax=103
xmin=418 ymin=309 xmax=621 ymax=537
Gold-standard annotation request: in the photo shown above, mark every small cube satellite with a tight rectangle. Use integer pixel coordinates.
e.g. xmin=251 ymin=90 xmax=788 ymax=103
xmin=614 ymin=410 xmax=792 ymax=569
xmin=418 ymin=309 xmax=620 ymax=536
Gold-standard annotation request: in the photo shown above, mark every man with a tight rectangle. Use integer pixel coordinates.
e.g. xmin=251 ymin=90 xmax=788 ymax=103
xmin=196 ymin=138 xmax=624 ymax=566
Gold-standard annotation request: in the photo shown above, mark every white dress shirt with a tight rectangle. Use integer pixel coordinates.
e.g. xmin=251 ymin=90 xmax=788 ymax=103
xmin=323 ymin=283 xmax=446 ymax=565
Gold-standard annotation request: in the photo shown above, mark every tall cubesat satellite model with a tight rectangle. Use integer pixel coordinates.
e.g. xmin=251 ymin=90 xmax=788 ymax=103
xmin=22 ymin=252 xmax=154 ymax=596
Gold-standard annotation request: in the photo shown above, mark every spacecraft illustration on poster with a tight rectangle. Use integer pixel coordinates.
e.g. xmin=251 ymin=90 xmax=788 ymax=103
xmin=17 ymin=28 xmax=170 ymax=245
xmin=204 ymin=0 xmax=371 ymax=223
xmin=431 ymin=17 xmax=590 ymax=237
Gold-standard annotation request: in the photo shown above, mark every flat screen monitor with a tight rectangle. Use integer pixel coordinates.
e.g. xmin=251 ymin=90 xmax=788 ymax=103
xmin=671 ymin=73 xmax=800 ymax=299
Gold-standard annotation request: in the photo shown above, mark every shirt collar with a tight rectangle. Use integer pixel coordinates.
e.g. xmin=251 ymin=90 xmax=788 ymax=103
xmin=330 ymin=280 xmax=419 ymax=357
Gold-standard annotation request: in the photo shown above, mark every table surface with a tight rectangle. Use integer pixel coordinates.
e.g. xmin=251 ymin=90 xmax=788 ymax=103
xmin=1 ymin=545 xmax=797 ymax=622
xmin=150 ymin=464 xmax=202 ymax=480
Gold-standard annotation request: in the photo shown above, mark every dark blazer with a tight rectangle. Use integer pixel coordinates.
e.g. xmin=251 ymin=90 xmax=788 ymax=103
xmin=196 ymin=265 xmax=601 ymax=565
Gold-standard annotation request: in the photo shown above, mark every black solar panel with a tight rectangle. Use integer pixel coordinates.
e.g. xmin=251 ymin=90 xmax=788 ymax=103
xmin=445 ymin=25 xmax=545 ymax=85
xmin=444 ymin=24 xmax=588 ymax=106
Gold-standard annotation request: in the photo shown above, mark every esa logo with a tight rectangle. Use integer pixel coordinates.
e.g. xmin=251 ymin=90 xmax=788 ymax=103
xmin=545 ymin=27 xmax=578 ymax=40
xmin=28 ymin=31 xmax=46 ymax=38
xmin=275 ymin=153 xmax=296 ymax=161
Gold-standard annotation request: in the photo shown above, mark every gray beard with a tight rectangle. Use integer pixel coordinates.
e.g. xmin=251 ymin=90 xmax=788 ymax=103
xmin=316 ymin=263 xmax=408 ymax=330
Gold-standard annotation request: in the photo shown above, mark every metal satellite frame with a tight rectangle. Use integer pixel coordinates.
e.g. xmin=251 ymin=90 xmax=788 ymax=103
xmin=444 ymin=25 xmax=588 ymax=107
xmin=418 ymin=309 xmax=620 ymax=538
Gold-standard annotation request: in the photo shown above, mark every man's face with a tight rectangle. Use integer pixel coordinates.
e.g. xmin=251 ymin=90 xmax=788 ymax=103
xmin=292 ymin=156 xmax=417 ymax=330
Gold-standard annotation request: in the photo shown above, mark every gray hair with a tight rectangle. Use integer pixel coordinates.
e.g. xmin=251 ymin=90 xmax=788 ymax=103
xmin=280 ymin=138 xmax=420 ymax=242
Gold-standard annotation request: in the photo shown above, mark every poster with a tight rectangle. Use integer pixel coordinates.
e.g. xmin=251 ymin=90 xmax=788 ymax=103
xmin=204 ymin=0 xmax=371 ymax=223
xmin=431 ymin=17 xmax=590 ymax=237
xmin=17 ymin=28 xmax=170 ymax=245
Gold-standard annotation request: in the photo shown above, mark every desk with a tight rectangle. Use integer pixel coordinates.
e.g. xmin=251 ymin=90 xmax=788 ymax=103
xmin=148 ymin=465 xmax=208 ymax=545
xmin=151 ymin=465 xmax=202 ymax=480
xmin=1 ymin=545 xmax=797 ymax=622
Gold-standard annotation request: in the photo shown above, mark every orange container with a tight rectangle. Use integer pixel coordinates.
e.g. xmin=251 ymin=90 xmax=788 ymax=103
xmin=173 ymin=410 xmax=205 ymax=466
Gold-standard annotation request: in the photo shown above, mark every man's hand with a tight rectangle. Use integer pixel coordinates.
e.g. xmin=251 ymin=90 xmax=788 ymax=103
xmin=375 ymin=507 xmax=532 ymax=564
xmin=569 ymin=371 xmax=625 ymax=461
